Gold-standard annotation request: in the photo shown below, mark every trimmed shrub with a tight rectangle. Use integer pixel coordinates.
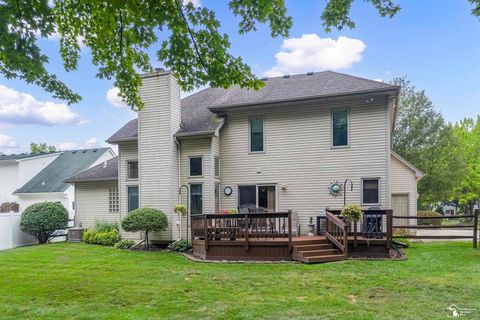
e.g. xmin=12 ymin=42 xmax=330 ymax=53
xmin=82 ymin=221 xmax=120 ymax=246
xmin=417 ymin=211 xmax=442 ymax=226
xmin=20 ymin=202 xmax=69 ymax=244
xmin=114 ymin=239 xmax=135 ymax=249
xmin=122 ymin=208 xmax=168 ymax=251
xmin=168 ymin=239 xmax=192 ymax=253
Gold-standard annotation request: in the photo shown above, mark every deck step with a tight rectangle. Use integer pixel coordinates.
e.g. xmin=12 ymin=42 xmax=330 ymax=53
xmin=298 ymin=249 xmax=339 ymax=257
xmin=293 ymin=243 xmax=333 ymax=252
xmin=292 ymin=239 xmax=330 ymax=246
xmin=294 ymin=254 xmax=346 ymax=264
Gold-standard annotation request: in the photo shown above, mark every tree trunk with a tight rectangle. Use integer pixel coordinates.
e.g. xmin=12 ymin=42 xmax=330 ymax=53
xmin=145 ymin=231 xmax=149 ymax=251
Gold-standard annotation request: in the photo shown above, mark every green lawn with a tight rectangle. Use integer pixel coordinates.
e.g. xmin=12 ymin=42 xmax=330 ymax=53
xmin=0 ymin=242 xmax=478 ymax=320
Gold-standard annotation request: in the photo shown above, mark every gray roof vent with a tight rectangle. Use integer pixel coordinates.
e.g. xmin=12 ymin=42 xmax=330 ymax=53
xmin=283 ymin=74 xmax=290 ymax=79
xmin=307 ymin=71 xmax=314 ymax=76
xmin=82 ymin=150 xmax=87 ymax=153
xmin=261 ymin=77 xmax=268 ymax=81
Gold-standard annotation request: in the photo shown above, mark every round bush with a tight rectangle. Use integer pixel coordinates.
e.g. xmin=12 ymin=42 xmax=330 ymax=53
xmin=20 ymin=202 xmax=69 ymax=244
xmin=121 ymin=208 xmax=168 ymax=250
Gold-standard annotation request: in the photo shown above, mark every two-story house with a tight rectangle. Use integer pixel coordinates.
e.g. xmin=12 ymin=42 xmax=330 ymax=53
xmin=68 ymin=70 xmax=422 ymax=260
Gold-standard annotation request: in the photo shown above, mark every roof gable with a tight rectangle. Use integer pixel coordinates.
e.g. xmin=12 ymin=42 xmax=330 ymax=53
xmin=14 ymin=148 xmax=112 ymax=193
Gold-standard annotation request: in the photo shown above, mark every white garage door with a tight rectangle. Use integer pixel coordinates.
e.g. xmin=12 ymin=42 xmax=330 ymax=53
xmin=392 ymin=194 xmax=409 ymax=226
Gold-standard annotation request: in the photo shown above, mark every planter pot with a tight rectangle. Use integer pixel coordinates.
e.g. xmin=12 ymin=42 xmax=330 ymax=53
xmin=307 ymin=224 xmax=315 ymax=237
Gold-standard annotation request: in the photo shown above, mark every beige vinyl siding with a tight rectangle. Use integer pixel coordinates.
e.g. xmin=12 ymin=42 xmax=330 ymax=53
xmin=211 ymin=135 xmax=221 ymax=213
xmin=219 ymin=96 xmax=389 ymax=233
xmin=390 ymin=154 xmax=418 ymax=218
xmin=118 ymin=141 xmax=140 ymax=239
xmin=75 ymin=181 xmax=120 ymax=229
xmin=138 ymin=72 xmax=181 ymax=241
xmin=179 ymin=137 xmax=212 ymax=239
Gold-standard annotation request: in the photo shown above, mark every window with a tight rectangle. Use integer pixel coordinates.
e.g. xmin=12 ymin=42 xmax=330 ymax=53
xmin=190 ymin=184 xmax=203 ymax=215
xmin=127 ymin=186 xmax=139 ymax=212
xmin=214 ymin=156 xmax=220 ymax=177
xmin=189 ymin=157 xmax=203 ymax=176
xmin=109 ymin=188 xmax=119 ymax=213
xmin=249 ymin=117 xmax=264 ymax=152
xmin=127 ymin=161 xmax=138 ymax=179
xmin=362 ymin=179 xmax=379 ymax=205
xmin=238 ymin=184 xmax=276 ymax=211
xmin=332 ymin=110 xmax=348 ymax=147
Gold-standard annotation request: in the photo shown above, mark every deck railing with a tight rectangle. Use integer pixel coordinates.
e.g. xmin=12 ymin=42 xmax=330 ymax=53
xmin=325 ymin=211 xmax=349 ymax=256
xmin=191 ymin=211 xmax=293 ymax=252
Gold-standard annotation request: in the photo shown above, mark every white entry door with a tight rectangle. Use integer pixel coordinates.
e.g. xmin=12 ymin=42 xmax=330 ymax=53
xmin=392 ymin=194 xmax=409 ymax=226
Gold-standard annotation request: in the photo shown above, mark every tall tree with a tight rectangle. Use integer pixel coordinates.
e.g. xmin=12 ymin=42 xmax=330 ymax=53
xmin=0 ymin=0 xmax=478 ymax=109
xmin=451 ymin=117 xmax=480 ymax=214
xmin=30 ymin=142 xmax=56 ymax=153
xmin=392 ymin=78 xmax=466 ymax=207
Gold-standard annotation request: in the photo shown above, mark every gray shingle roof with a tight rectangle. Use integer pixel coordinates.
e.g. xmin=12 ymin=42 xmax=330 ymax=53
xmin=14 ymin=148 xmax=112 ymax=193
xmin=106 ymin=71 xmax=398 ymax=142
xmin=0 ymin=152 xmax=60 ymax=161
xmin=65 ymin=157 xmax=118 ymax=183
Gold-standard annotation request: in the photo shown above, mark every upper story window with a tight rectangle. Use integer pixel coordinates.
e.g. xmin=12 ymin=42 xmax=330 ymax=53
xmin=127 ymin=161 xmax=138 ymax=179
xmin=127 ymin=186 xmax=139 ymax=212
xmin=214 ymin=156 xmax=220 ymax=177
xmin=362 ymin=179 xmax=379 ymax=205
xmin=189 ymin=157 xmax=203 ymax=176
xmin=249 ymin=117 xmax=265 ymax=152
xmin=332 ymin=110 xmax=349 ymax=147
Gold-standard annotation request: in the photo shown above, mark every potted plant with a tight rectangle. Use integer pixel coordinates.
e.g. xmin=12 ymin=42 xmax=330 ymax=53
xmin=307 ymin=217 xmax=315 ymax=236
xmin=340 ymin=205 xmax=363 ymax=247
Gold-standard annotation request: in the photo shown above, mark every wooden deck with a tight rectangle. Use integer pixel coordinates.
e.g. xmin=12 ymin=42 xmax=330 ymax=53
xmin=193 ymin=235 xmax=389 ymax=262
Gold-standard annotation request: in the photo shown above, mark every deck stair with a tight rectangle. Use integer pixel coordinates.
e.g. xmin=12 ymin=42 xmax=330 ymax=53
xmin=292 ymin=238 xmax=346 ymax=263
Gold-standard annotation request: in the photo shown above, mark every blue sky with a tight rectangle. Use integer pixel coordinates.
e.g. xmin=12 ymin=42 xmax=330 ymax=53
xmin=0 ymin=0 xmax=479 ymax=154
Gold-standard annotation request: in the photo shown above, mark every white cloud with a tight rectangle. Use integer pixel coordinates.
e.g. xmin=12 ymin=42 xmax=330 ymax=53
xmin=0 ymin=133 xmax=19 ymax=154
xmin=265 ymin=34 xmax=366 ymax=77
xmin=56 ymin=137 xmax=99 ymax=151
xmin=106 ymin=87 xmax=128 ymax=108
xmin=0 ymin=85 xmax=85 ymax=126
xmin=183 ymin=0 xmax=201 ymax=7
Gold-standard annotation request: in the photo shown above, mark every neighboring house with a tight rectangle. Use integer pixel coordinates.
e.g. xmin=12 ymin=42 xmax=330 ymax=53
xmin=0 ymin=148 xmax=115 ymax=250
xmin=0 ymin=152 xmax=61 ymax=209
xmin=70 ymin=69 xmax=423 ymax=245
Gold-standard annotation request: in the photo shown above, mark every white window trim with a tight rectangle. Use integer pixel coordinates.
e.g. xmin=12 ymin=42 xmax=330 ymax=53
xmin=236 ymin=183 xmax=278 ymax=212
xmin=126 ymin=160 xmax=139 ymax=181
xmin=189 ymin=156 xmax=203 ymax=178
xmin=189 ymin=183 xmax=204 ymax=215
xmin=331 ymin=109 xmax=350 ymax=149
xmin=361 ymin=178 xmax=381 ymax=206
xmin=248 ymin=117 xmax=266 ymax=154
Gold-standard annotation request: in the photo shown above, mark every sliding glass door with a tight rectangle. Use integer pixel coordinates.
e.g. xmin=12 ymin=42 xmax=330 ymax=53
xmin=238 ymin=184 xmax=276 ymax=212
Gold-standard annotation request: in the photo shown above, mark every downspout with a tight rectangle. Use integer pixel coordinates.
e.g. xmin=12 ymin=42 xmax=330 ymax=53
xmin=174 ymin=136 xmax=182 ymax=240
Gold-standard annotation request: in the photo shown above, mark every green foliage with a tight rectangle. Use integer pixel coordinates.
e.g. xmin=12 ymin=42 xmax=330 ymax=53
xmin=173 ymin=204 xmax=187 ymax=216
xmin=121 ymin=208 xmax=168 ymax=250
xmin=393 ymin=228 xmax=411 ymax=246
xmin=93 ymin=220 xmax=118 ymax=233
xmin=417 ymin=211 xmax=442 ymax=226
xmin=451 ymin=117 xmax=480 ymax=215
xmin=340 ymin=205 xmax=363 ymax=222
xmin=20 ymin=202 xmax=69 ymax=244
xmin=30 ymin=142 xmax=56 ymax=153
xmin=168 ymin=239 xmax=193 ymax=253
xmin=82 ymin=229 xmax=120 ymax=247
xmin=2 ymin=1 xmax=478 ymax=110
xmin=392 ymin=78 xmax=467 ymax=207
xmin=114 ymin=239 xmax=135 ymax=250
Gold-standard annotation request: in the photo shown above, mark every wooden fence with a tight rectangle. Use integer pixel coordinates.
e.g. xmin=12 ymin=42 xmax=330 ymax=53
xmin=392 ymin=209 xmax=479 ymax=248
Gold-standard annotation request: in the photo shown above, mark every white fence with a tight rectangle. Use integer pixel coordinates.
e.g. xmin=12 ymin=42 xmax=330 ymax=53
xmin=0 ymin=212 xmax=37 ymax=250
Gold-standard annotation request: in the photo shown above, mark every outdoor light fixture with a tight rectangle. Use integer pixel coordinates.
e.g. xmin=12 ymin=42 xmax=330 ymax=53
xmin=280 ymin=184 xmax=287 ymax=191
